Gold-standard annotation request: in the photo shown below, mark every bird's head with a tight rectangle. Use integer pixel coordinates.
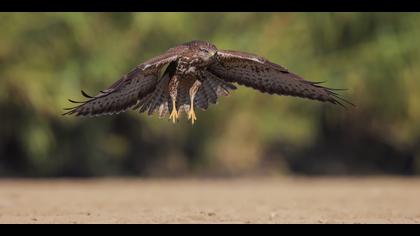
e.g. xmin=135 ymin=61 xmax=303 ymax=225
xmin=185 ymin=40 xmax=218 ymax=66
xmin=197 ymin=46 xmax=218 ymax=65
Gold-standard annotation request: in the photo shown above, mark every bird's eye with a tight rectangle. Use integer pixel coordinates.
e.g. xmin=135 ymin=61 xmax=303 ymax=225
xmin=200 ymin=48 xmax=209 ymax=53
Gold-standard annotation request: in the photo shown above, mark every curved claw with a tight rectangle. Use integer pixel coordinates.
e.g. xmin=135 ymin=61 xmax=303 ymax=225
xmin=187 ymin=109 xmax=197 ymax=125
xmin=168 ymin=100 xmax=178 ymax=124
xmin=169 ymin=109 xmax=178 ymax=123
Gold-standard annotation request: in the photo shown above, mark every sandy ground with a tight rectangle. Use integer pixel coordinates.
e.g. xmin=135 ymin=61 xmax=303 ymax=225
xmin=0 ymin=177 xmax=419 ymax=224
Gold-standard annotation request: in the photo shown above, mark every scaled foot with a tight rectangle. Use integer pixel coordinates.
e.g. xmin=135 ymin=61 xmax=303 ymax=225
xmin=169 ymin=100 xmax=179 ymax=123
xmin=187 ymin=107 xmax=197 ymax=125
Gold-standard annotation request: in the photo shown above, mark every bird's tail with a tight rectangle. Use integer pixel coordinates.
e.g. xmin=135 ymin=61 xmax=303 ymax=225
xmin=176 ymin=82 xmax=191 ymax=117
xmin=134 ymin=73 xmax=237 ymax=119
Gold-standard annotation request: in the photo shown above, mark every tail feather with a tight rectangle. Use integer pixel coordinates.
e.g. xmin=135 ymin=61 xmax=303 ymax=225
xmin=135 ymin=72 xmax=237 ymax=119
xmin=176 ymin=81 xmax=191 ymax=116
xmin=202 ymin=79 xmax=218 ymax=104
xmin=195 ymin=87 xmax=209 ymax=110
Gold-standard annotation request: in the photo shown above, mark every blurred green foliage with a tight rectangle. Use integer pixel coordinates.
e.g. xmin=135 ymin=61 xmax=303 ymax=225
xmin=1 ymin=13 xmax=419 ymax=177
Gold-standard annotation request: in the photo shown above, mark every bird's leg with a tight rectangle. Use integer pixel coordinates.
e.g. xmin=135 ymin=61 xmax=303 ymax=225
xmin=169 ymin=99 xmax=178 ymax=123
xmin=168 ymin=75 xmax=180 ymax=123
xmin=188 ymin=79 xmax=202 ymax=125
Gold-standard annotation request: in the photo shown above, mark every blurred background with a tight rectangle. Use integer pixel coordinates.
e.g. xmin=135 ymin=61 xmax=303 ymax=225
xmin=1 ymin=12 xmax=419 ymax=178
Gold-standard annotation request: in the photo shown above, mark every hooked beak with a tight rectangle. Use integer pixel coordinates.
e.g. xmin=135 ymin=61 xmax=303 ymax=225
xmin=213 ymin=51 xmax=219 ymax=61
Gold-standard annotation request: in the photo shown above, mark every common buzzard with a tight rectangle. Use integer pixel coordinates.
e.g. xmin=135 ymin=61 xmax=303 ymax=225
xmin=64 ymin=40 xmax=352 ymax=124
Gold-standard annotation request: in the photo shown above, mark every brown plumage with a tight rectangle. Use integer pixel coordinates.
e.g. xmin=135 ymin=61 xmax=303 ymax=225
xmin=64 ymin=40 xmax=352 ymax=123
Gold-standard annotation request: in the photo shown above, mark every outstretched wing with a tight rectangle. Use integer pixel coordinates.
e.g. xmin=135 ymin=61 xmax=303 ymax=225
xmin=63 ymin=67 xmax=157 ymax=116
xmin=137 ymin=45 xmax=188 ymax=72
xmin=209 ymin=50 xmax=352 ymax=107
xmin=63 ymin=49 xmax=183 ymax=117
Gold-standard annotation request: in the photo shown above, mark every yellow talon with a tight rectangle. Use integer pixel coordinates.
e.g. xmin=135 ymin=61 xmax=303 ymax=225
xmin=187 ymin=107 xmax=197 ymax=125
xmin=169 ymin=100 xmax=178 ymax=123
xmin=169 ymin=109 xmax=178 ymax=123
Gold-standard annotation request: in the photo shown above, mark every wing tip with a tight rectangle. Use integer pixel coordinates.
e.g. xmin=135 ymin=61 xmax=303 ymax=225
xmin=328 ymin=92 xmax=355 ymax=110
xmin=308 ymin=81 xmax=355 ymax=109
xmin=81 ymin=90 xmax=94 ymax=98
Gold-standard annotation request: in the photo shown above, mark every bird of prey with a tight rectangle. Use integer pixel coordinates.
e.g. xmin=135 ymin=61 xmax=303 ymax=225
xmin=63 ymin=40 xmax=352 ymax=124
